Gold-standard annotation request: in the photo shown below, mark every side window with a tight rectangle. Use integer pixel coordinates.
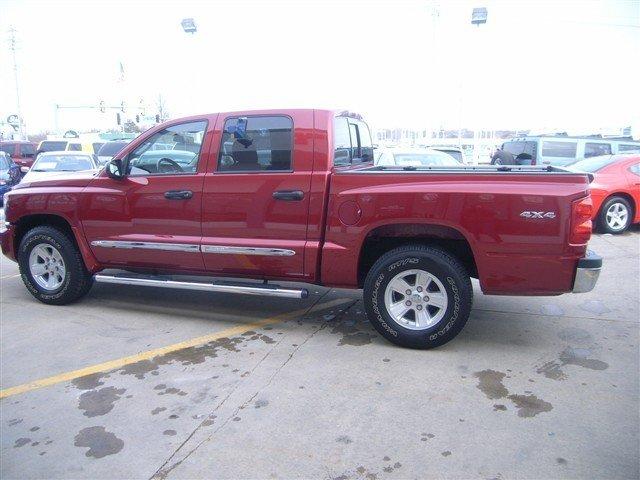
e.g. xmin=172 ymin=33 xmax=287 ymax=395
xmin=629 ymin=163 xmax=640 ymax=176
xmin=218 ymin=116 xmax=292 ymax=172
xmin=20 ymin=144 xmax=35 ymax=158
xmin=619 ymin=144 xmax=639 ymax=152
xmin=349 ymin=123 xmax=360 ymax=160
xmin=584 ymin=143 xmax=611 ymax=158
xmin=356 ymin=120 xmax=374 ymax=162
xmin=127 ymin=120 xmax=207 ymax=175
xmin=541 ymin=141 xmax=577 ymax=158
xmin=333 ymin=117 xmax=352 ymax=166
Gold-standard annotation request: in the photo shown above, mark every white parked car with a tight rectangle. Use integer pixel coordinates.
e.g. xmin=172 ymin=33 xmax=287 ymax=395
xmin=22 ymin=152 xmax=100 ymax=183
xmin=375 ymin=147 xmax=461 ymax=167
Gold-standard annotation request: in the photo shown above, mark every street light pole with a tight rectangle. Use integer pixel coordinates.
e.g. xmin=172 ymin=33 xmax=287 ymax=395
xmin=8 ymin=26 xmax=25 ymax=139
xmin=471 ymin=7 xmax=488 ymax=164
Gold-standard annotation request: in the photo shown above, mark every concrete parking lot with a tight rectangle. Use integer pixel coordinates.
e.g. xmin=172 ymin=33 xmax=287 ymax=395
xmin=0 ymin=228 xmax=638 ymax=480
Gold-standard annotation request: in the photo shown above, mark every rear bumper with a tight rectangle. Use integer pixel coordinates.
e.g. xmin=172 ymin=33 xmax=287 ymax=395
xmin=572 ymin=250 xmax=602 ymax=293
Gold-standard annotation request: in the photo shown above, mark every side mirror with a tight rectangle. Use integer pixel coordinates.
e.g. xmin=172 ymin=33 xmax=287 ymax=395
xmin=106 ymin=158 xmax=126 ymax=179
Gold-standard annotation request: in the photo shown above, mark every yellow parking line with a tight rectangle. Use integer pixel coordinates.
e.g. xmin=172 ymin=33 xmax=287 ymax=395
xmin=0 ymin=297 xmax=351 ymax=399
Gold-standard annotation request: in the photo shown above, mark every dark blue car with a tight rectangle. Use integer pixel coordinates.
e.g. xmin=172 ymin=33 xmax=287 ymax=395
xmin=0 ymin=152 xmax=21 ymax=205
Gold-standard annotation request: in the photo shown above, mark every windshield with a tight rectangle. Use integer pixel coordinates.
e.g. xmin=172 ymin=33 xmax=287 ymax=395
xmin=39 ymin=141 xmax=67 ymax=152
xmin=98 ymin=141 xmax=128 ymax=157
xmin=31 ymin=154 xmax=95 ymax=172
xmin=392 ymin=152 xmax=459 ymax=167
xmin=566 ymin=155 xmax=620 ymax=173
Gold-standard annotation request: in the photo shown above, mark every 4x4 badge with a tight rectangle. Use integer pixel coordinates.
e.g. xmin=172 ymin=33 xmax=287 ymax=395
xmin=520 ymin=211 xmax=556 ymax=219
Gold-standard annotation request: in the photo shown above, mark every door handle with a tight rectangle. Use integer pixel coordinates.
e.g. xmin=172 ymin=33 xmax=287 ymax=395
xmin=272 ymin=190 xmax=304 ymax=201
xmin=164 ymin=190 xmax=193 ymax=200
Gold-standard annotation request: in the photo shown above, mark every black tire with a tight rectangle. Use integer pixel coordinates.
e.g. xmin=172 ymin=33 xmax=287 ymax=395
xmin=597 ymin=196 xmax=632 ymax=234
xmin=17 ymin=226 xmax=93 ymax=305
xmin=363 ymin=245 xmax=473 ymax=349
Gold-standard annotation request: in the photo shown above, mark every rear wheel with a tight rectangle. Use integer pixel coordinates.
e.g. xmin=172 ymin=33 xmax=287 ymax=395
xmin=363 ymin=245 xmax=473 ymax=349
xmin=18 ymin=226 xmax=93 ymax=305
xmin=598 ymin=196 xmax=632 ymax=234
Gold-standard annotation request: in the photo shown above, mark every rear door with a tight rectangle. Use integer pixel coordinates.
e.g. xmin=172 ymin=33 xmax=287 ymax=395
xmin=81 ymin=119 xmax=211 ymax=271
xmin=201 ymin=111 xmax=314 ymax=280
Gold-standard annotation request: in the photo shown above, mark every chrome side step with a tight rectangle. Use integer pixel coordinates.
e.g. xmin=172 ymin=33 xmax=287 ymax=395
xmin=94 ymin=274 xmax=309 ymax=299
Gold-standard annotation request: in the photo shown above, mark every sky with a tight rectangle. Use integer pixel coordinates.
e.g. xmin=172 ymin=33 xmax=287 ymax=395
xmin=1 ymin=0 xmax=639 ymax=136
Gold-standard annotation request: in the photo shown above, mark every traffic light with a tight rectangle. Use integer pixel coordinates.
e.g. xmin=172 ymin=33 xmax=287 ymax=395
xmin=121 ymin=101 xmax=126 ymax=113
xmin=135 ymin=115 xmax=140 ymax=123
xmin=99 ymin=100 xmax=105 ymax=113
xmin=116 ymin=113 xmax=121 ymax=125
xmin=155 ymin=114 xmax=160 ymax=123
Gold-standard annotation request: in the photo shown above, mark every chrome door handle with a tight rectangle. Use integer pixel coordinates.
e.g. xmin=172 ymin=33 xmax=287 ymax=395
xmin=164 ymin=190 xmax=193 ymax=200
xmin=272 ymin=190 xmax=304 ymax=201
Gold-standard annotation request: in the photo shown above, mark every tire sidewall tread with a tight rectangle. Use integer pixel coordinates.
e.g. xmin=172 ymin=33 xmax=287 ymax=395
xmin=598 ymin=196 xmax=632 ymax=234
xmin=363 ymin=244 xmax=473 ymax=349
xmin=17 ymin=226 xmax=92 ymax=305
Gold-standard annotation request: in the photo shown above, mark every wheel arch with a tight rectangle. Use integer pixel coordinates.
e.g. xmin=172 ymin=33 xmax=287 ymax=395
xmin=357 ymin=222 xmax=478 ymax=288
xmin=14 ymin=214 xmax=100 ymax=272
xmin=598 ymin=192 xmax=636 ymax=218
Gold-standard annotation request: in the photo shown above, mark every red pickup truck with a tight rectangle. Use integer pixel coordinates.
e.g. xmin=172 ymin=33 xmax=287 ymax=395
xmin=1 ymin=109 xmax=602 ymax=349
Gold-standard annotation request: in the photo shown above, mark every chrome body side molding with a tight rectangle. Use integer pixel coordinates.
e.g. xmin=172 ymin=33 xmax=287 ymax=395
xmin=201 ymin=245 xmax=296 ymax=257
xmin=90 ymin=240 xmax=200 ymax=253
xmin=91 ymin=241 xmax=296 ymax=257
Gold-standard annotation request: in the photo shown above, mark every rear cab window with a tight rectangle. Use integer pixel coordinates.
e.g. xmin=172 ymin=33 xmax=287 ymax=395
xmin=333 ymin=115 xmax=374 ymax=168
xmin=218 ymin=116 xmax=293 ymax=172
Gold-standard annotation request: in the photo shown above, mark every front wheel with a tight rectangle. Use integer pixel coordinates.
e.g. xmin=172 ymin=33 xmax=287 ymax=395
xmin=363 ymin=245 xmax=473 ymax=349
xmin=17 ymin=226 xmax=93 ymax=305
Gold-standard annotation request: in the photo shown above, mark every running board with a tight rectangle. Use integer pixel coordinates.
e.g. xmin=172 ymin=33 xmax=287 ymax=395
xmin=94 ymin=274 xmax=309 ymax=299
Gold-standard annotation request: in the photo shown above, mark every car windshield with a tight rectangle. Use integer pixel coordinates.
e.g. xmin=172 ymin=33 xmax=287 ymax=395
xmin=40 ymin=141 xmax=67 ymax=152
xmin=392 ymin=152 xmax=459 ymax=167
xmin=31 ymin=154 xmax=95 ymax=172
xmin=98 ymin=142 xmax=128 ymax=157
xmin=567 ymin=155 xmax=618 ymax=173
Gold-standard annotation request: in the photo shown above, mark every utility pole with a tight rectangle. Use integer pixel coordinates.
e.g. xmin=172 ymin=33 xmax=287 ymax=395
xmin=8 ymin=26 xmax=25 ymax=138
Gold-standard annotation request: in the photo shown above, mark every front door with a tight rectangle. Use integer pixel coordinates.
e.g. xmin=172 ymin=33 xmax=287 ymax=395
xmin=80 ymin=119 xmax=212 ymax=271
xmin=201 ymin=111 xmax=314 ymax=280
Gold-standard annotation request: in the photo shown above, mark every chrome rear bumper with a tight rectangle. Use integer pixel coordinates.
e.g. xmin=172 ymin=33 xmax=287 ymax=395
xmin=572 ymin=250 xmax=602 ymax=293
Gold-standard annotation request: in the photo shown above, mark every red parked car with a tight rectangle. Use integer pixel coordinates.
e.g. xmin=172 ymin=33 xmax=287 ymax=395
xmin=0 ymin=140 xmax=37 ymax=174
xmin=1 ymin=109 xmax=602 ymax=349
xmin=568 ymin=154 xmax=640 ymax=233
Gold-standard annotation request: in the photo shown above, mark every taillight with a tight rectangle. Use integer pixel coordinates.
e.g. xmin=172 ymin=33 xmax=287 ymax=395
xmin=570 ymin=196 xmax=593 ymax=245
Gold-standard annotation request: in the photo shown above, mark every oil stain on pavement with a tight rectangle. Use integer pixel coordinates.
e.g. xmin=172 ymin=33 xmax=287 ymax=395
xmin=473 ymin=369 xmax=553 ymax=418
xmin=536 ymin=347 xmax=609 ymax=381
xmin=74 ymin=426 xmax=124 ymax=459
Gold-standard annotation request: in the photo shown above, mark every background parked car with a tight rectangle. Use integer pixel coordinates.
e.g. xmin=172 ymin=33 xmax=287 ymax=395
xmin=0 ymin=152 xmax=21 ymax=204
xmin=375 ymin=147 xmax=461 ymax=167
xmin=567 ymin=153 xmax=640 ymax=233
xmin=22 ymin=151 xmax=100 ymax=183
xmin=36 ymin=139 xmax=69 ymax=156
xmin=430 ymin=145 xmax=465 ymax=163
xmin=0 ymin=140 xmax=37 ymax=173
xmin=499 ymin=135 xmax=640 ymax=166
xmin=96 ymin=139 xmax=131 ymax=165
xmin=65 ymin=140 xmax=104 ymax=154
